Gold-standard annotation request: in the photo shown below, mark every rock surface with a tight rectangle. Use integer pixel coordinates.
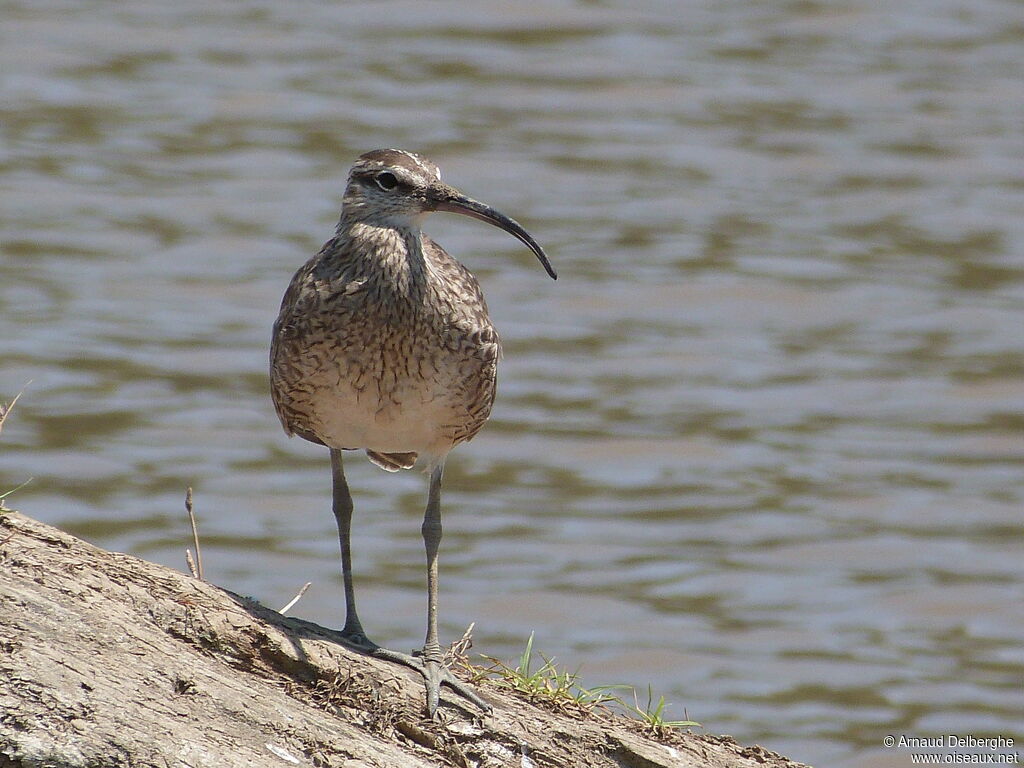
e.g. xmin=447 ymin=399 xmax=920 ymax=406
xmin=0 ymin=510 xmax=811 ymax=768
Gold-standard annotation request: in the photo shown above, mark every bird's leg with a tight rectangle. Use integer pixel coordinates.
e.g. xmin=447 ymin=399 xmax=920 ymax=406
xmin=328 ymin=452 xmax=489 ymax=716
xmin=363 ymin=462 xmax=491 ymax=717
xmin=330 ymin=448 xmax=372 ymax=649
xmin=420 ymin=462 xmax=446 ymax=715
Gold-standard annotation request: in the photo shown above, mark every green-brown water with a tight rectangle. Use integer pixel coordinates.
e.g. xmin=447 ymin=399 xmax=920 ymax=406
xmin=2 ymin=2 xmax=1022 ymax=765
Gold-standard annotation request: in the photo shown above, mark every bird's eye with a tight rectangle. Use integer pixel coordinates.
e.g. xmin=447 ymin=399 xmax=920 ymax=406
xmin=375 ymin=172 xmax=398 ymax=191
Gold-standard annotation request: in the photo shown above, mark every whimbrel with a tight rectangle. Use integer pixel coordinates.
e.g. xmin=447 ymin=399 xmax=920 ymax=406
xmin=270 ymin=149 xmax=556 ymax=716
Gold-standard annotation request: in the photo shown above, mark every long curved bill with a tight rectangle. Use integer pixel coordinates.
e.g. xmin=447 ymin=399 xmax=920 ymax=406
xmin=427 ymin=184 xmax=558 ymax=280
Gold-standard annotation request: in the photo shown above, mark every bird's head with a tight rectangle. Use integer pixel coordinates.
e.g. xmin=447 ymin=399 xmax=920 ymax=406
xmin=340 ymin=148 xmax=557 ymax=280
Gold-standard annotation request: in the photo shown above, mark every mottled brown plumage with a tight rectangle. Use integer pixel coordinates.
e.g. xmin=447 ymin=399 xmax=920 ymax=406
xmin=269 ymin=149 xmax=555 ymax=717
xmin=271 ymin=228 xmax=499 ymax=470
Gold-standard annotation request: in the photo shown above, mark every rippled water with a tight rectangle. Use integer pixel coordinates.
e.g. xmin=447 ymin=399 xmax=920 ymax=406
xmin=2 ymin=1 xmax=1022 ymax=765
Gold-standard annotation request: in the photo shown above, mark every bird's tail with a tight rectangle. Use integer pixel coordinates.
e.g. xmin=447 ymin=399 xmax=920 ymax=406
xmin=366 ymin=450 xmax=418 ymax=472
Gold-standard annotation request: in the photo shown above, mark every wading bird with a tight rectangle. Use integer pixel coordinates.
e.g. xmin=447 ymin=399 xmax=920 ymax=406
xmin=270 ymin=149 xmax=556 ymax=716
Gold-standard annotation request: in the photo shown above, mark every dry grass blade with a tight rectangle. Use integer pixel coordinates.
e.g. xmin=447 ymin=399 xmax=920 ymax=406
xmin=1 ymin=390 xmax=33 ymax=511
xmin=444 ymin=622 xmax=476 ymax=668
xmin=185 ymin=487 xmax=204 ymax=581
xmin=279 ymin=582 xmax=312 ymax=615
xmin=0 ymin=389 xmax=26 ymax=435
xmin=185 ymin=549 xmax=199 ymax=579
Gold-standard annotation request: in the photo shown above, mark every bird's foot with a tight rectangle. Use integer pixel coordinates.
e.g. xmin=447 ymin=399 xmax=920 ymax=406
xmin=372 ymin=645 xmax=492 ymax=718
xmin=334 ymin=623 xmax=489 ymax=716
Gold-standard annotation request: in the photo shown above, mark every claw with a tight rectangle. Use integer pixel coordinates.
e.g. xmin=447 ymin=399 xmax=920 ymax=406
xmin=371 ymin=646 xmax=491 ymax=717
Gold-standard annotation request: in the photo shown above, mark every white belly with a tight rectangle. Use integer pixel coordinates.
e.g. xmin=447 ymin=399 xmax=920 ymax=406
xmin=308 ymin=369 xmax=467 ymax=462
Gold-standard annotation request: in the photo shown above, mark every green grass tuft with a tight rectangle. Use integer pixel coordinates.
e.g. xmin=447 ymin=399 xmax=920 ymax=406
xmin=467 ymin=632 xmax=624 ymax=716
xmin=462 ymin=632 xmax=701 ymax=732
xmin=625 ymin=684 xmax=701 ymax=734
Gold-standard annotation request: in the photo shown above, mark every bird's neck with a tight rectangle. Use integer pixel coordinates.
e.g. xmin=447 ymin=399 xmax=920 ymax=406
xmin=335 ymin=219 xmax=430 ymax=299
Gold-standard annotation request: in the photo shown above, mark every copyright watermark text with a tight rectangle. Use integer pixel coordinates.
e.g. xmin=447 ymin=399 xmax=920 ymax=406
xmin=883 ymin=735 xmax=1019 ymax=764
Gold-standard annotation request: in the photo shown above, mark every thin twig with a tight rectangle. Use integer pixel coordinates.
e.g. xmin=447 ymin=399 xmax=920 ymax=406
xmin=279 ymin=582 xmax=312 ymax=615
xmin=185 ymin=487 xmax=204 ymax=581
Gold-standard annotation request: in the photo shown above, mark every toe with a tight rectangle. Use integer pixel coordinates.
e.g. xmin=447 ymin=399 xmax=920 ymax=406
xmin=424 ymin=660 xmax=442 ymax=718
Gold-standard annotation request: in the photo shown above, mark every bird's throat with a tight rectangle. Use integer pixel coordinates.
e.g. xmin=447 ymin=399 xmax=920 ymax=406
xmin=342 ymin=221 xmax=430 ymax=302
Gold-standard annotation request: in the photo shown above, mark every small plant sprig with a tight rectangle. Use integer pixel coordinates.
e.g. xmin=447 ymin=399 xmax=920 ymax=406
xmin=0 ymin=478 xmax=32 ymax=512
xmin=468 ymin=632 xmax=624 ymax=717
xmin=626 ymin=684 xmax=701 ymax=735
